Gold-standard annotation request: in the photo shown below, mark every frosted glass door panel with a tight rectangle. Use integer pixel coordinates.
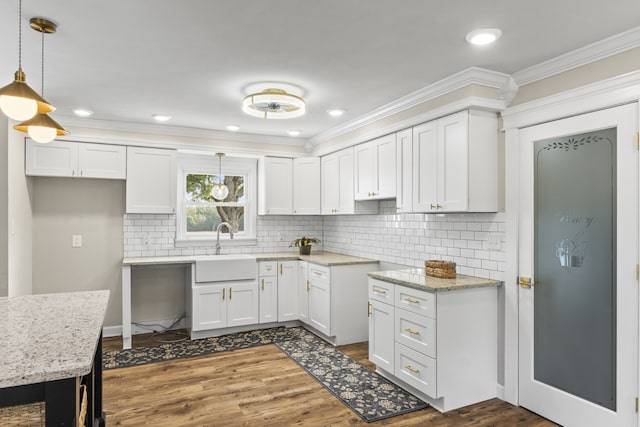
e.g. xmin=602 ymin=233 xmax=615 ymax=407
xmin=533 ymin=128 xmax=616 ymax=410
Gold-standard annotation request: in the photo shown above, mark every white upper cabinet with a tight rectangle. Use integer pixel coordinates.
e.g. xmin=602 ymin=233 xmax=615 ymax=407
xmin=25 ymin=139 xmax=126 ymax=179
xmin=293 ymin=157 xmax=321 ymax=215
xmin=321 ymin=147 xmax=377 ymax=215
xmin=395 ymin=128 xmax=413 ymax=213
xmin=126 ymin=146 xmax=177 ymax=214
xmin=354 ymin=134 xmax=396 ymax=200
xmin=413 ymin=110 xmax=497 ymax=213
xmin=259 ymin=157 xmax=293 ymax=215
xmin=259 ymin=156 xmax=320 ymax=215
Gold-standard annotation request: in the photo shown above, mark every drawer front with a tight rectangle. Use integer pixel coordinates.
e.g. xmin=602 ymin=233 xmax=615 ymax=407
xmin=308 ymin=264 xmax=330 ymax=282
xmin=395 ymin=285 xmax=436 ymax=319
xmin=259 ymin=261 xmax=277 ymax=277
xmin=395 ymin=308 xmax=436 ymax=359
xmin=368 ymin=279 xmax=394 ymax=304
xmin=395 ymin=343 xmax=437 ymax=398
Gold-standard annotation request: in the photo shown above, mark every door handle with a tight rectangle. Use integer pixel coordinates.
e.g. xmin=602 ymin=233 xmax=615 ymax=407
xmin=261 ymin=279 xmax=265 ymax=291
xmin=518 ymin=276 xmax=532 ymax=289
xmin=222 ymin=288 xmax=225 ymax=300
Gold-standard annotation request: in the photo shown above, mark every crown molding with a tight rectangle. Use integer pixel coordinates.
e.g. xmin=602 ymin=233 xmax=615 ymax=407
xmin=312 ymin=96 xmax=507 ymax=157
xmin=56 ymin=115 xmax=305 ymax=147
xmin=308 ymin=67 xmax=511 ymax=147
xmin=512 ymin=26 xmax=640 ymax=86
xmin=502 ymin=69 xmax=640 ymax=130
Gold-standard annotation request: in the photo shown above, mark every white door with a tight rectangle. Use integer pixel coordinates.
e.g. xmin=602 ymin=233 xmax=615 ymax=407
xmin=259 ymin=276 xmax=277 ymax=324
xmin=192 ymin=285 xmax=226 ymax=331
xmin=354 ymin=142 xmax=373 ymax=200
xmin=396 ymin=128 xmax=413 ymax=212
xmin=518 ymin=103 xmax=638 ymax=427
xmin=412 ymin=121 xmax=438 ymax=212
xmin=372 ymin=134 xmax=396 ymax=198
xmin=298 ymin=262 xmax=309 ymax=323
xmin=277 ymin=261 xmax=298 ymax=322
xmin=437 ymin=111 xmax=468 ymax=212
xmin=293 ymin=157 xmax=320 ymax=214
xmin=368 ymin=299 xmax=395 ymax=372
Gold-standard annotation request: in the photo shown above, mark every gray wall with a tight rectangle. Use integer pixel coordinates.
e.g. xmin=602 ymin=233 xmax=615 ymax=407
xmin=32 ymin=177 xmax=125 ymax=326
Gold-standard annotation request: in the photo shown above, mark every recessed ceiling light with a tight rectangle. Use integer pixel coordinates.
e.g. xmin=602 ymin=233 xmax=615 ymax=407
xmin=465 ymin=28 xmax=502 ymax=45
xmin=72 ymin=108 xmax=93 ymax=117
xmin=327 ymin=108 xmax=346 ymax=117
xmin=226 ymin=125 xmax=240 ymax=132
xmin=287 ymin=129 xmax=301 ymax=137
xmin=152 ymin=114 xmax=171 ymax=122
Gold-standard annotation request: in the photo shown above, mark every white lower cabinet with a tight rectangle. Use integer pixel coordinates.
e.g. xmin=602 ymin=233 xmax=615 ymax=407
xmin=259 ymin=261 xmax=278 ymax=323
xmin=307 ymin=264 xmax=331 ymax=336
xmin=277 ymin=261 xmax=298 ymax=322
xmin=368 ymin=278 xmax=497 ymax=412
xmin=192 ymin=281 xmax=258 ymax=332
xmin=297 ymin=261 xmax=309 ymax=323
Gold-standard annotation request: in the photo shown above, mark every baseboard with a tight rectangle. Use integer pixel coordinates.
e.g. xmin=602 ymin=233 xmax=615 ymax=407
xmin=103 ymin=318 xmax=187 ymax=338
xmin=496 ymin=384 xmax=505 ymax=401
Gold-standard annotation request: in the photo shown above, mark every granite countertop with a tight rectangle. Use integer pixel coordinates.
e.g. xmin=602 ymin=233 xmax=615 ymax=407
xmin=123 ymin=251 xmax=378 ymax=267
xmin=368 ymin=268 xmax=502 ymax=292
xmin=0 ymin=290 xmax=110 ymax=388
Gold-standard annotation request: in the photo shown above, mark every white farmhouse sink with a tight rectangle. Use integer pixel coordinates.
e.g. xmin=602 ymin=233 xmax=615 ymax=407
xmin=193 ymin=254 xmax=257 ymax=283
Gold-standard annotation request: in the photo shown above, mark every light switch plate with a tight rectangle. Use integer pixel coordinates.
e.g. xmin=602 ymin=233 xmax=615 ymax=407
xmin=72 ymin=235 xmax=82 ymax=248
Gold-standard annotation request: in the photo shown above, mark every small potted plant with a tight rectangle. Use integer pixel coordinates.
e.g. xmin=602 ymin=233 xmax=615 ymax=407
xmin=290 ymin=236 xmax=320 ymax=255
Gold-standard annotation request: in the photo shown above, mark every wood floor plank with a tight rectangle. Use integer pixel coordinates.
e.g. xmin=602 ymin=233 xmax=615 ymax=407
xmin=101 ymin=332 xmax=558 ymax=426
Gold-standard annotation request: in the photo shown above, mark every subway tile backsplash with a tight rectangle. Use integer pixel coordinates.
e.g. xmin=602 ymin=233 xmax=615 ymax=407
xmin=123 ymin=200 xmax=505 ymax=280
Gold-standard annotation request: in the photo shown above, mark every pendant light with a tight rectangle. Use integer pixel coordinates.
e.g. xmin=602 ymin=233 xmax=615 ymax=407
xmin=0 ymin=0 xmax=54 ymax=121
xmin=14 ymin=18 xmax=69 ymax=143
xmin=211 ymin=153 xmax=229 ymax=200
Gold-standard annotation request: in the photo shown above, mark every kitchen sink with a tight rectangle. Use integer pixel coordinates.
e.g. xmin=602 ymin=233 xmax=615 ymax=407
xmin=194 ymin=254 xmax=257 ymax=283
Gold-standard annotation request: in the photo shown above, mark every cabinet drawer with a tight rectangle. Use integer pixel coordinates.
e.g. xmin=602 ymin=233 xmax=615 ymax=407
xmin=308 ymin=264 xmax=330 ymax=282
xmin=368 ymin=279 xmax=394 ymax=304
xmin=395 ymin=343 xmax=437 ymax=398
xmin=395 ymin=286 xmax=436 ymax=319
xmin=259 ymin=261 xmax=277 ymax=277
xmin=395 ymin=308 xmax=436 ymax=358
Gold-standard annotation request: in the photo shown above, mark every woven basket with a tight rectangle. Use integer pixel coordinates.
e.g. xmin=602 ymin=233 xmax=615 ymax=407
xmin=424 ymin=260 xmax=456 ymax=279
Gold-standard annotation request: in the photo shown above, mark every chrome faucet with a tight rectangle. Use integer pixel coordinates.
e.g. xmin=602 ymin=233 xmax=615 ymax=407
xmin=215 ymin=222 xmax=234 ymax=255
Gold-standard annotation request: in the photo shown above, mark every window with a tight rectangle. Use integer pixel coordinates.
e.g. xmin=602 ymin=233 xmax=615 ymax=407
xmin=176 ymin=154 xmax=257 ymax=245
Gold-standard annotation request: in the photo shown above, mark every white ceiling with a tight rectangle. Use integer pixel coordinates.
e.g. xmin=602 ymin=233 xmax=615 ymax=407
xmin=1 ymin=1 xmax=639 ymax=144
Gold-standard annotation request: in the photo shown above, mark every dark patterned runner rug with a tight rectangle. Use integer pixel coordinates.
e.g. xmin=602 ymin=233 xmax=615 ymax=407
xmin=103 ymin=327 xmax=428 ymax=423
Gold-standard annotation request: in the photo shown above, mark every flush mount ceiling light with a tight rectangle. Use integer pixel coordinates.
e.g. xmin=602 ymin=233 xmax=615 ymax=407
xmin=286 ymin=129 xmax=301 ymax=137
xmin=226 ymin=125 xmax=240 ymax=132
xmin=0 ymin=0 xmax=54 ymax=121
xmin=211 ymin=153 xmax=229 ymax=201
xmin=466 ymin=28 xmax=502 ymax=45
xmin=242 ymin=88 xmax=305 ymax=119
xmin=14 ymin=17 xmax=68 ymax=143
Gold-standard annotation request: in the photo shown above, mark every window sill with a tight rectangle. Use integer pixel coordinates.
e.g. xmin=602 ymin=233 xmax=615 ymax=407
xmin=174 ymin=237 xmax=258 ymax=248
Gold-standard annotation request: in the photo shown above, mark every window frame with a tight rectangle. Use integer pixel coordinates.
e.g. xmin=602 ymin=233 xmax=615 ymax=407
xmin=175 ymin=153 xmax=257 ymax=247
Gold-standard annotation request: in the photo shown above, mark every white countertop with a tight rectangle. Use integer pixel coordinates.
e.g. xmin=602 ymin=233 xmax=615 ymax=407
xmin=123 ymin=251 xmax=378 ymax=267
xmin=368 ymin=268 xmax=502 ymax=292
xmin=0 ymin=290 xmax=110 ymax=388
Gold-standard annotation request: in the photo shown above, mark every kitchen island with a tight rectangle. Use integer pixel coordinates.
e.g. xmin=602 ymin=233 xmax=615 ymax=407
xmin=0 ymin=290 xmax=110 ymax=426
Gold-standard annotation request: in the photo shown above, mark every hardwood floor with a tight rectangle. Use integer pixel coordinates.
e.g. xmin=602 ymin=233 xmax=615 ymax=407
xmin=101 ymin=330 xmax=558 ymax=427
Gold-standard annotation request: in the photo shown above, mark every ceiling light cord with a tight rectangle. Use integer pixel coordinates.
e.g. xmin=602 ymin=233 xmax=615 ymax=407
xmin=17 ymin=0 xmax=22 ymax=69
xmin=40 ymin=27 xmax=45 ymax=97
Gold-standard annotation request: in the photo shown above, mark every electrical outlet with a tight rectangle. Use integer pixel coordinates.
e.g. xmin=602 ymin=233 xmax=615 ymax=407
xmin=72 ymin=235 xmax=82 ymax=248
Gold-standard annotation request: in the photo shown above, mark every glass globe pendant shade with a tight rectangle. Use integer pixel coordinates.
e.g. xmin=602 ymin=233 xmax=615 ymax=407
xmin=0 ymin=94 xmax=38 ymax=121
xmin=28 ymin=125 xmax=57 ymax=143
xmin=0 ymin=70 xmax=54 ymax=121
xmin=211 ymin=184 xmax=229 ymax=201
xmin=211 ymin=153 xmax=229 ymax=201
xmin=14 ymin=112 xmax=69 ymax=143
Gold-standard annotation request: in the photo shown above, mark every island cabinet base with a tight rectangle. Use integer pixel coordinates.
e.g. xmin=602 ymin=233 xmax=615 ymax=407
xmin=368 ymin=278 xmax=499 ymax=413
